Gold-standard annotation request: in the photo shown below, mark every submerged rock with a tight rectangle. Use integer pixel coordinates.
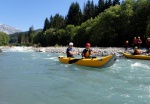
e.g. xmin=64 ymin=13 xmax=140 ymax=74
xmin=0 ymin=49 xmax=2 ymax=52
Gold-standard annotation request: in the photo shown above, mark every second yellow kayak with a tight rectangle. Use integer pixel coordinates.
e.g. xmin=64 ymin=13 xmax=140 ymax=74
xmin=123 ymin=52 xmax=150 ymax=60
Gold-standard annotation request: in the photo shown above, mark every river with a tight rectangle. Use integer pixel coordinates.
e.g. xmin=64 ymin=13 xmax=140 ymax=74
xmin=0 ymin=50 xmax=150 ymax=104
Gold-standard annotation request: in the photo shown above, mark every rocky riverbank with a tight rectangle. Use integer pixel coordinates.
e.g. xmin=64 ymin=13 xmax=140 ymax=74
xmin=0 ymin=46 xmax=126 ymax=56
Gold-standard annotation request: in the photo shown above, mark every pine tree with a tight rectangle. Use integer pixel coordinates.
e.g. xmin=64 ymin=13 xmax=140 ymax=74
xmin=108 ymin=0 xmax=113 ymax=7
xmin=28 ymin=26 xmax=35 ymax=44
xmin=91 ymin=0 xmax=96 ymax=18
xmin=49 ymin=14 xmax=66 ymax=29
xmin=49 ymin=15 xmax=53 ymax=28
xmin=113 ymin=0 xmax=120 ymax=6
xmin=66 ymin=2 xmax=82 ymax=26
xmin=83 ymin=0 xmax=96 ymax=22
xmin=97 ymin=0 xmax=105 ymax=14
xmin=43 ymin=17 xmax=50 ymax=31
xmin=18 ymin=33 xmax=25 ymax=44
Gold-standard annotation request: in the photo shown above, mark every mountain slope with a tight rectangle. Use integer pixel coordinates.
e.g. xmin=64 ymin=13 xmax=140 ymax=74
xmin=0 ymin=24 xmax=22 ymax=35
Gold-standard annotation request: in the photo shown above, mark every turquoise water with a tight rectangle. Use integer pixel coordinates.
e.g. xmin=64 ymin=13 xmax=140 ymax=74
xmin=0 ymin=52 xmax=150 ymax=104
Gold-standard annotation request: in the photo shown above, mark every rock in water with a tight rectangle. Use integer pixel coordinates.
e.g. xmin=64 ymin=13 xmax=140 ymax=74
xmin=0 ymin=49 xmax=2 ymax=52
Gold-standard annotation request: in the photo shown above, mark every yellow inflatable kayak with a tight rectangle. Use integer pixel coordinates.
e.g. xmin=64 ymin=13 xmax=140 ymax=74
xmin=123 ymin=52 xmax=150 ymax=60
xmin=58 ymin=54 xmax=117 ymax=68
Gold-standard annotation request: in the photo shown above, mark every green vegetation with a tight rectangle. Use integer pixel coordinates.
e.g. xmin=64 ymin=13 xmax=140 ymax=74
xmin=10 ymin=0 xmax=150 ymax=47
xmin=0 ymin=32 xmax=10 ymax=46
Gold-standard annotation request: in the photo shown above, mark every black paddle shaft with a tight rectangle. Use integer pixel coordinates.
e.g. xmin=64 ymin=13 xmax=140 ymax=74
xmin=69 ymin=59 xmax=80 ymax=64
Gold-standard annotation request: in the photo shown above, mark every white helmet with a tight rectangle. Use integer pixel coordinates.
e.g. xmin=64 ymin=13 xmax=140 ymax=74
xmin=69 ymin=42 xmax=73 ymax=46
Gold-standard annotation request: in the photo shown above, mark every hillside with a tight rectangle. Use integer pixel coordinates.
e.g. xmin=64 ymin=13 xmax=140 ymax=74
xmin=0 ymin=24 xmax=22 ymax=35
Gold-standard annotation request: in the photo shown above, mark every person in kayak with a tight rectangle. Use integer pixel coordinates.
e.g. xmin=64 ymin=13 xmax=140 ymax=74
xmin=137 ymin=36 xmax=142 ymax=48
xmin=82 ymin=43 xmax=92 ymax=58
xmin=133 ymin=46 xmax=141 ymax=55
xmin=124 ymin=40 xmax=129 ymax=51
xmin=82 ymin=43 xmax=99 ymax=58
xmin=66 ymin=42 xmax=78 ymax=58
xmin=132 ymin=37 xmax=137 ymax=48
xmin=146 ymin=37 xmax=150 ymax=53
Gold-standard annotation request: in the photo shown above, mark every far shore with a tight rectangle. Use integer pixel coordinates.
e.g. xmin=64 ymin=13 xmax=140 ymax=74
xmin=1 ymin=46 xmax=149 ymax=56
xmin=0 ymin=46 xmax=127 ymax=56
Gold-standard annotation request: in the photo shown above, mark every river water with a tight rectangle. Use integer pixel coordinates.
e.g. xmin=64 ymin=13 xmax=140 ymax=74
xmin=0 ymin=50 xmax=150 ymax=104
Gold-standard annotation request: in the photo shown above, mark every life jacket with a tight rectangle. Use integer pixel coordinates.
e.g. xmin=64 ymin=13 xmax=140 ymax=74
xmin=132 ymin=39 xmax=137 ymax=44
xmin=124 ymin=42 xmax=128 ymax=47
xmin=146 ymin=39 xmax=150 ymax=45
xmin=82 ymin=49 xmax=92 ymax=58
xmin=137 ymin=39 xmax=142 ymax=44
xmin=134 ymin=49 xmax=141 ymax=55
xmin=66 ymin=47 xmax=73 ymax=57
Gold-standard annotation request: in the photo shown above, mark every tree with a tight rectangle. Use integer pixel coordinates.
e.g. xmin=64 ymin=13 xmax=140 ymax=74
xmin=113 ymin=0 xmax=120 ymax=6
xmin=43 ymin=17 xmax=50 ymax=31
xmin=29 ymin=0 xmax=150 ymax=47
xmin=57 ymin=29 xmax=66 ymax=45
xmin=66 ymin=2 xmax=82 ymax=26
xmin=146 ymin=18 xmax=150 ymax=38
xmin=132 ymin=0 xmax=150 ymax=40
xmin=83 ymin=0 xmax=96 ymax=22
xmin=28 ymin=26 xmax=35 ymax=44
xmin=0 ymin=32 xmax=10 ymax=45
xmin=97 ymin=0 xmax=105 ymax=14
xmin=18 ymin=33 xmax=25 ymax=44
xmin=65 ymin=25 xmax=76 ymax=43
xmin=42 ymin=28 xmax=58 ymax=46
xmin=50 ymin=14 xmax=66 ymax=29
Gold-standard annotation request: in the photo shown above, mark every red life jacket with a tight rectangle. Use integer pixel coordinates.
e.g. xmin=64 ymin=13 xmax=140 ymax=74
xmin=146 ymin=39 xmax=150 ymax=45
xmin=132 ymin=39 xmax=137 ymax=44
xmin=124 ymin=42 xmax=128 ymax=46
xmin=137 ymin=39 xmax=142 ymax=44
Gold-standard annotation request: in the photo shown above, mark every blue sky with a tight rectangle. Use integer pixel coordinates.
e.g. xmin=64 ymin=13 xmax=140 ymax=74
xmin=0 ymin=0 xmax=98 ymax=31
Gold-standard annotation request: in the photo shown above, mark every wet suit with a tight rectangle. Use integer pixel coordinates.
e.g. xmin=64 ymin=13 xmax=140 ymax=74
xmin=66 ymin=47 xmax=74 ymax=57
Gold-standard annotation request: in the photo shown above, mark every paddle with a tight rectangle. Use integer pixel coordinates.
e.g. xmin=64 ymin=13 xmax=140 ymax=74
xmin=69 ymin=59 xmax=80 ymax=64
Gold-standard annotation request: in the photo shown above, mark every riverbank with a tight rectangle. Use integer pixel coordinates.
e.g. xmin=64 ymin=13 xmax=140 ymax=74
xmin=0 ymin=46 xmax=126 ymax=55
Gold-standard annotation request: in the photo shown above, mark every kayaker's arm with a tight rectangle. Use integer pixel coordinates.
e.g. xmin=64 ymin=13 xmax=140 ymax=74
xmin=69 ymin=51 xmax=77 ymax=55
xmin=91 ymin=50 xmax=100 ymax=55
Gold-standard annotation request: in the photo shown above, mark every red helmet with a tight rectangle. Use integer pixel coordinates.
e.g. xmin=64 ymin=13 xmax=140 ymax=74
xmin=86 ymin=43 xmax=91 ymax=47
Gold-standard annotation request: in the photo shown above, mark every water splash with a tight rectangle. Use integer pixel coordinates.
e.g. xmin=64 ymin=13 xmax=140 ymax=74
xmin=131 ymin=62 xmax=150 ymax=70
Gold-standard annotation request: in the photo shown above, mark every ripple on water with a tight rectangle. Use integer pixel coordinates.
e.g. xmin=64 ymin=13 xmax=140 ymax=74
xmin=131 ymin=62 xmax=150 ymax=70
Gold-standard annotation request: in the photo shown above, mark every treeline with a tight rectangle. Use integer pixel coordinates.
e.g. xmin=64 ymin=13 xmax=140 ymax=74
xmin=14 ymin=0 xmax=150 ymax=47
xmin=0 ymin=32 xmax=10 ymax=46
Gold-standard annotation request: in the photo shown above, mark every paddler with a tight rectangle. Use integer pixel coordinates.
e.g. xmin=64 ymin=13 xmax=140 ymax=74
xmin=124 ymin=40 xmax=129 ymax=51
xmin=146 ymin=37 xmax=150 ymax=53
xmin=137 ymin=36 xmax=142 ymax=48
xmin=82 ymin=43 xmax=99 ymax=58
xmin=66 ymin=42 xmax=78 ymax=58
xmin=132 ymin=37 xmax=137 ymax=48
xmin=133 ymin=46 xmax=141 ymax=55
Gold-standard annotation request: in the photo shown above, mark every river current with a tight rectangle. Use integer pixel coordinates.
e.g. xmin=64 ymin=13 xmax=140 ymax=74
xmin=0 ymin=49 xmax=150 ymax=104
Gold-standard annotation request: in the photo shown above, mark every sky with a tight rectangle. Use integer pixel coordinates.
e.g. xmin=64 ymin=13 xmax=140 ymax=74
xmin=0 ymin=0 xmax=98 ymax=31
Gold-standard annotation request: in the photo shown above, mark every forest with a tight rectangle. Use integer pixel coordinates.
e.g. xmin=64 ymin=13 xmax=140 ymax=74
xmin=10 ymin=0 xmax=150 ymax=47
xmin=0 ymin=32 xmax=10 ymax=46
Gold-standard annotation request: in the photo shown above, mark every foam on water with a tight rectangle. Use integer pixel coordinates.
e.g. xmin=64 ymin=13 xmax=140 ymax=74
xmin=131 ymin=62 xmax=150 ymax=70
xmin=2 ymin=46 xmax=34 ymax=52
xmin=43 ymin=57 xmax=57 ymax=60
